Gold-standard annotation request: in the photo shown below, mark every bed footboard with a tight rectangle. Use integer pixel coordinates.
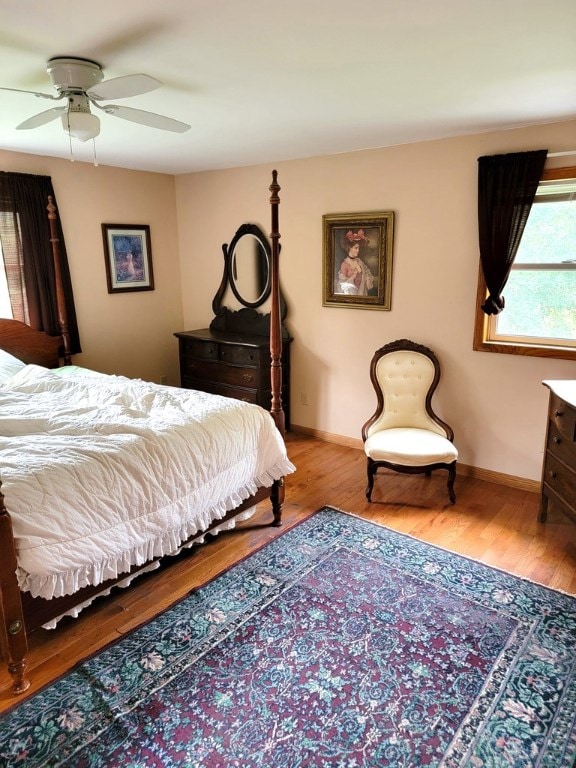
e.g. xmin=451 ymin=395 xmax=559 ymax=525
xmin=0 ymin=485 xmax=30 ymax=694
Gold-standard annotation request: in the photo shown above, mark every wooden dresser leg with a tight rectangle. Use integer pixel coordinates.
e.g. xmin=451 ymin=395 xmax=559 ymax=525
xmin=539 ymin=495 xmax=549 ymax=523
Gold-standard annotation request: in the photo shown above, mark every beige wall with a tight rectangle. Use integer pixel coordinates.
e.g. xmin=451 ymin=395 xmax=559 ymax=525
xmin=0 ymin=149 xmax=183 ymax=385
xmin=3 ymin=120 xmax=575 ymax=482
xmin=176 ymin=119 xmax=576 ymax=482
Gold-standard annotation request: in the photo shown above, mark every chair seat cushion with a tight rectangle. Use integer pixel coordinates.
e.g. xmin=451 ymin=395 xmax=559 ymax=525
xmin=364 ymin=427 xmax=458 ymax=467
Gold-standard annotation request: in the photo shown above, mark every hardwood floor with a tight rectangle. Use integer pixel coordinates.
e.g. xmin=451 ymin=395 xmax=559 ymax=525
xmin=2 ymin=431 xmax=576 ymax=711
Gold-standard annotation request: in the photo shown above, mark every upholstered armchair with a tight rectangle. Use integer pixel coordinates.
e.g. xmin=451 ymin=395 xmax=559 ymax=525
xmin=362 ymin=339 xmax=458 ymax=505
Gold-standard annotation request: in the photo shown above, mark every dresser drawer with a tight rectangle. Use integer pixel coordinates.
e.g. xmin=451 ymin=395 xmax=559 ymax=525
xmin=182 ymin=358 xmax=262 ymax=388
xmin=547 ymin=420 xmax=576 ymax=467
xmin=180 ymin=338 xmax=218 ymax=361
xmin=543 ymin=451 xmax=576 ymax=505
xmin=182 ymin=377 xmax=258 ymax=403
xmin=549 ymin=393 xmax=576 ymax=443
xmin=220 ymin=344 xmax=261 ymax=365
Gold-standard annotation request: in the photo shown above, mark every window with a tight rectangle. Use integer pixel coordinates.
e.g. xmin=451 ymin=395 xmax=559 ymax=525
xmin=473 ymin=166 xmax=576 ymax=360
xmin=0 ymin=241 xmax=13 ymax=318
xmin=0 ymin=172 xmax=81 ymax=355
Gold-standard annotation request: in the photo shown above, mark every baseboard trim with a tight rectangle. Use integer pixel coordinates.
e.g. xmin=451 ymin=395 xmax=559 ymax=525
xmin=455 ymin=464 xmax=540 ymax=493
xmin=290 ymin=424 xmax=541 ymax=494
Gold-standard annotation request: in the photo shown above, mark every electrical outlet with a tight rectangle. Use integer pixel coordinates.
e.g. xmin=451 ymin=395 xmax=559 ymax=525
xmin=160 ymin=375 xmax=168 ymax=385
xmin=300 ymin=391 xmax=309 ymax=406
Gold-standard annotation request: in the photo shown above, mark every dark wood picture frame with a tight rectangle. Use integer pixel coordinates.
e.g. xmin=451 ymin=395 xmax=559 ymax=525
xmin=102 ymin=224 xmax=154 ymax=293
xmin=323 ymin=211 xmax=394 ymax=310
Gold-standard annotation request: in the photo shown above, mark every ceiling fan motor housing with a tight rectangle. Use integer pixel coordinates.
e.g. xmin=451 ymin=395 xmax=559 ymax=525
xmin=47 ymin=57 xmax=104 ymax=94
xmin=66 ymin=94 xmax=92 ymax=113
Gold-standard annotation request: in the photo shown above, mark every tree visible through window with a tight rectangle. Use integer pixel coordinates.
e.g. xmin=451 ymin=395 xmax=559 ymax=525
xmin=474 ymin=166 xmax=576 ymax=360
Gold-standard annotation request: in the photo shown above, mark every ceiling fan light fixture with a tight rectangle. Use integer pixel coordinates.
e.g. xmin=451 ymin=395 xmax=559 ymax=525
xmin=61 ymin=110 xmax=100 ymax=142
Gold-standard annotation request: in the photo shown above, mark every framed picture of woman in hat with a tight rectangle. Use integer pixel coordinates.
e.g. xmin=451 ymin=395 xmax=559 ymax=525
xmin=322 ymin=211 xmax=394 ymax=310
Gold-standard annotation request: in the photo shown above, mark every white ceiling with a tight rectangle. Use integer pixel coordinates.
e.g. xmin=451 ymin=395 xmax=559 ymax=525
xmin=1 ymin=0 xmax=575 ymax=175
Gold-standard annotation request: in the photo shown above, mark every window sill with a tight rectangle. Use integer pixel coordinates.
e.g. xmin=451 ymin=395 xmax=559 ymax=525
xmin=473 ymin=336 xmax=576 ymax=361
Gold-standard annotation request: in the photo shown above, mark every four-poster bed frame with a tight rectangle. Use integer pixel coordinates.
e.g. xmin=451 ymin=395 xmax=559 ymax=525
xmin=0 ymin=171 xmax=288 ymax=696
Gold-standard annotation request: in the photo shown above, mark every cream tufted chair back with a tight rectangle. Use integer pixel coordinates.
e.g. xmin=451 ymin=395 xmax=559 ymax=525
xmin=362 ymin=339 xmax=458 ymax=505
xmin=367 ymin=350 xmax=448 ymax=437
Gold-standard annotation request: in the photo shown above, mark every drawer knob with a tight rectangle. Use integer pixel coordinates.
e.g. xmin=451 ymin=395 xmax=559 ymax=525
xmin=554 ymin=410 xmax=564 ymax=418
xmin=242 ymin=374 xmax=254 ymax=383
xmin=553 ymin=436 xmax=562 ymax=444
xmin=549 ymin=470 xmax=557 ymax=479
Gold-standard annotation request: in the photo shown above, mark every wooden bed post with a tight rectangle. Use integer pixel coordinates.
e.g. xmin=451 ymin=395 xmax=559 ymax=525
xmin=47 ymin=196 xmax=72 ymax=365
xmin=269 ymin=170 xmax=284 ymax=438
xmin=269 ymin=170 xmax=286 ymax=526
xmin=0 ymin=482 xmax=30 ymax=694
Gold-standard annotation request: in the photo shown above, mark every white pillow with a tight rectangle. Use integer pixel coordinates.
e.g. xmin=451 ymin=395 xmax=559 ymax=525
xmin=0 ymin=348 xmax=26 ymax=383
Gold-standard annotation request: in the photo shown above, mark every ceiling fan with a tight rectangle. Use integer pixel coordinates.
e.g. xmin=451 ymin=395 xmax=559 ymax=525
xmin=1 ymin=56 xmax=191 ymax=142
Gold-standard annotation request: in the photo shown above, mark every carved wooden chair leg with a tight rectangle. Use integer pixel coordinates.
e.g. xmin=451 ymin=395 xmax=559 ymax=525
xmin=365 ymin=460 xmax=376 ymax=502
xmin=447 ymin=465 xmax=457 ymax=505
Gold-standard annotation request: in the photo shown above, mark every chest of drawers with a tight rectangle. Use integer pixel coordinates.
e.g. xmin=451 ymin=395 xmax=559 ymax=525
xmin=540 ymin=380 xmax=576 ymax=524
xmin=174 ymin=328 xmax=291 ymax=428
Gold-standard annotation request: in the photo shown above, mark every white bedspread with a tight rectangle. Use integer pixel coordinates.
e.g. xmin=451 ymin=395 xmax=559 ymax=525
xmin=0 ymin=365 xmax=295 ymax=601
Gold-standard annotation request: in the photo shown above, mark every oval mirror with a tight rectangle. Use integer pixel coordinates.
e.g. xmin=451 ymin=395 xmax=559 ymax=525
xmin=228 ymin=224 xmax=271 ymax=308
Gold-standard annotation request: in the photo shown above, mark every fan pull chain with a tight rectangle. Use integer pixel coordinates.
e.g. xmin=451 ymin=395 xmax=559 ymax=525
xmin=92 ymin=139 xmax=98 ymax=167
xmin=68 ymin=130 xmax=75 ymax=163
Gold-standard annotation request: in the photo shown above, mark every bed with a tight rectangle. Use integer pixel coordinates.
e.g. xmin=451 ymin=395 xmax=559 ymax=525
xmin=0 ymin=171 xmax=293 ymax=696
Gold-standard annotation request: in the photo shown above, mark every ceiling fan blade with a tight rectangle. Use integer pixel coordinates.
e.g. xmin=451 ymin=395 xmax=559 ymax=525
xmin=0 ymin=86 xmax=61 ymax=101
xmin=16 ymin=107 xmax=66 ymax=130
xmin=98 ymin=104 xmax=190 ymax=133
xmin=87 ymin=74 xmax=162 ymax=101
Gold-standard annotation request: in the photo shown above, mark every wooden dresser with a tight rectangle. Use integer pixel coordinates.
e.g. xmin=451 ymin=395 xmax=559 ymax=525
xmin=175 ymin=328 xmax=291 ymax=428
xmin=178 ymin=220 xmax=292 ymax=431
xmin=540 ymin=380 xmax=576 ymax=524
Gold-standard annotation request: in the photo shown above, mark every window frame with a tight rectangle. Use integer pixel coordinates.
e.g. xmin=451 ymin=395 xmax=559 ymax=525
xmin=473 ymin=165 xmax=576 ymax=361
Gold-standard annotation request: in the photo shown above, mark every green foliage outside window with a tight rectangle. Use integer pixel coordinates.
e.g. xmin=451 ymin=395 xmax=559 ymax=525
xmin=494 ymin=199 xmax=576 ymax=342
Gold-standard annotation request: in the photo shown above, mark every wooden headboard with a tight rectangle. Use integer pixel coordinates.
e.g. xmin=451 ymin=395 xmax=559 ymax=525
xmin=0 ymin=318 xmax=61 ymax=368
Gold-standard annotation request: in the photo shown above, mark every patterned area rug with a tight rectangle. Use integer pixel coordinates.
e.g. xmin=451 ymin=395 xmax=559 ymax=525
xmin=1 ymin=506 xmax=576 ymax=767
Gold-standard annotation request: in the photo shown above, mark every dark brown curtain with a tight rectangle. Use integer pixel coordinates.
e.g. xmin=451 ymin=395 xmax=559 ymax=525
xmin=0 ymin=171 xmax=81 ymax=353
xmin=477 ymin=149 xmax=548 ymax=315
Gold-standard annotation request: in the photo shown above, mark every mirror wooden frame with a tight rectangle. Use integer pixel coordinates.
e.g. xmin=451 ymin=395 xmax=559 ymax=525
xmin=212 ymin=223 xmax=271 ymax=313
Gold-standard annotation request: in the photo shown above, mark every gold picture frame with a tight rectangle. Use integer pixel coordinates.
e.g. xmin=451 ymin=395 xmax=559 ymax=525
xmin=323 ymin=211 xmax=394 ymax=310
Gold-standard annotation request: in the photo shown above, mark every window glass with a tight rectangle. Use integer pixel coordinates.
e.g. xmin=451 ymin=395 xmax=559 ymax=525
xmin=0 ymin=242 xmax=13 ymax=318
xmin=513 ymin=197 xmax=576 ymax=265
xmin=495 ymin=270 xmax=576 ymax=343
xmin=474 ymin=166 xmax=576 ymax=360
